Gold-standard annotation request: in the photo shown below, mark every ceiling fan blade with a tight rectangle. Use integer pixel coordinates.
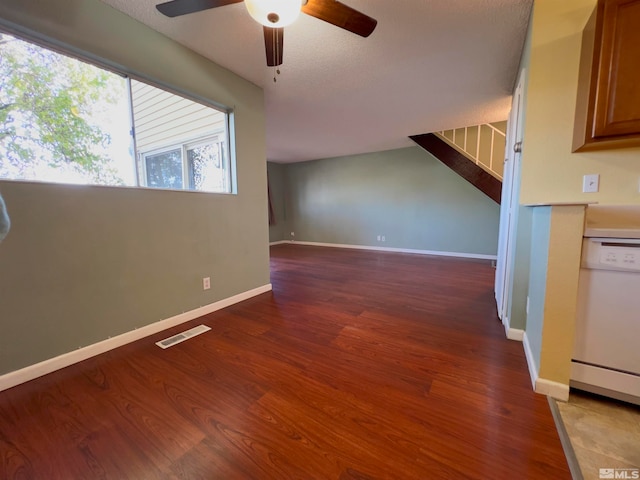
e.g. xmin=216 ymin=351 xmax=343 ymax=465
xmin=302 ymin=0 xmax=377 ymax=37
xmin=263 ymin=26 xmax=284 ymax=67
xmin=156 ymin=0 xmax=243 ymax=17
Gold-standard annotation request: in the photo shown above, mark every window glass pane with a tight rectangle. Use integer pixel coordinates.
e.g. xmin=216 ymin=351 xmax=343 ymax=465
xmin=0 ymin=33 xmax=135 ymax=186
xmin=145 ymin=149 xmax=182 ymax=189
xmin=187 ymin=142 xmax=227 ymax=192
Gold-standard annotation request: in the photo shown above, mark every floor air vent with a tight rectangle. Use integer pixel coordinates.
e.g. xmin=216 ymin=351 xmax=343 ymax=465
xmin=156 ymin=324 xmax=211 ymax=349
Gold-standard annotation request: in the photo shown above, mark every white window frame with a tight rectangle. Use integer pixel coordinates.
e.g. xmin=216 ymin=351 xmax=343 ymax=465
xmin=139 ymin=133 xmax=229 ymax=193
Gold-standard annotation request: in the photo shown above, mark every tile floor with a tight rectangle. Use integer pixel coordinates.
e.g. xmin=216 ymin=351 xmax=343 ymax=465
xmin=554 ymin=390 xmax=640 ymax=480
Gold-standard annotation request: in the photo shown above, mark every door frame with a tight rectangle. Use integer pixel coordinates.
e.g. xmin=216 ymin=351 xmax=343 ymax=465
xmin=495 ymin=69 xmax=526 ymax=327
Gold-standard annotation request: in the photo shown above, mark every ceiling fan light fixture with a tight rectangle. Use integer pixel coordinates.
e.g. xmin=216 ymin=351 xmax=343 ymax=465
xmin=245 ymin=0 xmax=302 ymax=27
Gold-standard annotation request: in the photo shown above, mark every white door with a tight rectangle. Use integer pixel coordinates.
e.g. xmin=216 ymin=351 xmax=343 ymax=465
xmin=495 ymin=70 xmax=525 ymax=323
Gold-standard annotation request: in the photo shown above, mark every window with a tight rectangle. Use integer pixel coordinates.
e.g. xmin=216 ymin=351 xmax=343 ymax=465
xmin=186 ymin=138 xmax=228 ymax=192
xmin=140 ymin=136 xmax=228 ymax=192
xmin=143 ymin=148 xmax=183 ymax=190
xmin=0 ymin=32 xmax=234 ymax=193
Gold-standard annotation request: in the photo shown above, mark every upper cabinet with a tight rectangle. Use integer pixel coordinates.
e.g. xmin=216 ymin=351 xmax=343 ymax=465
xmin=573 ymin=0 xmax=640 ymax=152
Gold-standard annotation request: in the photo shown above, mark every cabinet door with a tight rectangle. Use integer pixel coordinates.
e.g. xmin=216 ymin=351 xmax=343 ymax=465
xmin=593 ymin=0 xmax=640 ymax=138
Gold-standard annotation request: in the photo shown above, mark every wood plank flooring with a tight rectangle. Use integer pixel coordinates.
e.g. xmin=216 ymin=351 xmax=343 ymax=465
xmin=0 ymin=244 xmax=571 ymax=479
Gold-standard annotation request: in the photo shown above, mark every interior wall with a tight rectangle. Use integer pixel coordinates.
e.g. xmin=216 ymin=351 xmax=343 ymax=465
xmin=506 ymin=206 xmax=532 ymax=330
xmin=267 ymin=162 xmax=287 ymax=243
xmin=537 ymin=205 xmax=585 ymax=384
xmin=0 ymin=0 xmax=269 ymax=375
xmin=284 ymin=146 xmax=500 ymax=257
xmin=514 ymin=0 xmax=640 ymax=390
xmin=525 ymin=205 xmax=585 ymax=385
xmin=519 ymin=0 xmax=640 ymax=205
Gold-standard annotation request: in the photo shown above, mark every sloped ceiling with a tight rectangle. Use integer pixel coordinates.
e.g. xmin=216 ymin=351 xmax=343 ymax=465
xmin=99 ymin=0 xmax=532 ymax=163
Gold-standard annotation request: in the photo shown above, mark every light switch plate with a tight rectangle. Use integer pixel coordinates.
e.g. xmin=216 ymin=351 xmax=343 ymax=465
xmin=583 ymin=174 xmax=599 ymax=193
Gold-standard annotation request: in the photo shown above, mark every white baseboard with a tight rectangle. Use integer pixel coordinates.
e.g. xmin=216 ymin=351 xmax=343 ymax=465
xmin=269 ymin=240 xmax=289 ymax=246
xmin=535 ymin=378 xmax=570 ymax=401
xmin=280 ymin=240 xmax=497 ymax=261
xmin=522 ymin=332 xmax=538 ymax=389
xmin=502 ymin=316 xmax=524 ymax=341
xmin=522 ymin=332 xmax=570 ymax=401
xmin=506 ymin=327 xmax=524 ymax=341
xmin=0 ymin=283 xmax=273 ymax=392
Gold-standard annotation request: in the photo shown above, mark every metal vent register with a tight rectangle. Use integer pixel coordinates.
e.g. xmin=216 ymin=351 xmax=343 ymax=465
xmin=156 ymin=324 xmax=211 ymax=349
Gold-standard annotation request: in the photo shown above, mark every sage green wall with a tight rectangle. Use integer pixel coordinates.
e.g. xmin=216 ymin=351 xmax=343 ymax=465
xmin=525 ymin=206 xmax=552 ymax=372
xmin=285 ymin=147 xmax=500 ymax=256
xmin=267 ymin=162 xmax=287 ymax=243
xmin=0 ymin=0 xmax=269 ymax=375
xmin=506 ymin=206 xmax=532 ymax=330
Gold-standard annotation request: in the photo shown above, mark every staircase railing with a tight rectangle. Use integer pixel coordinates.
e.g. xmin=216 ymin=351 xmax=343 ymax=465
xmin=435 ymin=123 xmax=506 ymax=181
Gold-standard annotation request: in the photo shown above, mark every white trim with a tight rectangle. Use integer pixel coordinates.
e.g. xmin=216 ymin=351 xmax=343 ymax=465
xmin=502 ymin=314 xmax=524 ymax=341
xmin=495 ymin=69 xmax=525 ymax=330
xmin=506 ymin=327 xmax=524 ymax=341
xmin=522 ymin=332 xmax=538 ymax=389
xmin=0 ymin=283 xmax=272 ymax=392
xmin=280 ymin=240 xmax=497 ymax=261
xmin=489 ymin=128 xmax=495 ymax=171
xmin=269 ymin=240 xmax=289 ymax=246
xmin=535 ymin=378 xmax=570 ymax=402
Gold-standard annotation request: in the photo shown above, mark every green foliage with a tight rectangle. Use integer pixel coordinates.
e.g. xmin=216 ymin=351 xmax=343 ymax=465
xmin=0 ymin=34 xmax=126 ymax=184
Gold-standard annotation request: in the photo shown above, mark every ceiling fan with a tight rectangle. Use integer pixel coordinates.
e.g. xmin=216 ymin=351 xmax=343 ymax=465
xmin=156 ymin=0 xmax=377 ymax=67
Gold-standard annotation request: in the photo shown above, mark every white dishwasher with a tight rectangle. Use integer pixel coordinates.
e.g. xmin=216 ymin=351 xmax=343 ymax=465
xmin=571 ymin=233 xmax=640 ymax=405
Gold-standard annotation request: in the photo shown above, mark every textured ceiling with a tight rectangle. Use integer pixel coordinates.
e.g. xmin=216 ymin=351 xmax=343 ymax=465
xmin=99 ymin=0 xmax=532 ymax=163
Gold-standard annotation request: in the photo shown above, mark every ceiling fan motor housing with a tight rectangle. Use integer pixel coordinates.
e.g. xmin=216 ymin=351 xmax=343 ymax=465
xmin=267 ymin=12 xmax=280 ymax=23
xmin=245 ymin=0 xmax=302 ymax=27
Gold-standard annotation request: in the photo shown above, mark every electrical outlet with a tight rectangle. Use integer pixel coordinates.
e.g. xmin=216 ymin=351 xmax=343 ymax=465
xmin=290 ymin=232 xmax=295 ymax=237
xmin=203 ymin=277 xmax=211 ymax=290
xmin=377 ymin=235 xmax=381 ymax=241
xmin=381 ymin=235 xmax=386 ymax=242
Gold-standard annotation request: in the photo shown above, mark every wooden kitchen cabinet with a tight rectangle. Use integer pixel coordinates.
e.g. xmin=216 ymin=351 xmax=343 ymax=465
xmin=573 ymin=0 xmax=640 ymax=152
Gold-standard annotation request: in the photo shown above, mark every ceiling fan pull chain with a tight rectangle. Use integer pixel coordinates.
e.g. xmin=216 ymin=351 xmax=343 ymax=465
xmin=273 ymin=31 xmax=277 ymax=82
xmin=272 ymin=29 xmax=281 ymax=83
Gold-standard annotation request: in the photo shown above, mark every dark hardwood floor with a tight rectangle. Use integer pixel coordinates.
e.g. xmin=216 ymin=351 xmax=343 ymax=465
xmin=0 ymin=244 xmax=570 ymax=479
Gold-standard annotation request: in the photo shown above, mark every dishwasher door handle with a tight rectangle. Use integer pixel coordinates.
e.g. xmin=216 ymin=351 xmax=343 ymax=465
xmin=590 ymin=237 xmax=640 ymax=246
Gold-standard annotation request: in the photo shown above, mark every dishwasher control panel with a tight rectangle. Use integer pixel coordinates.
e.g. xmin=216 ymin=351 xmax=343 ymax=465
xmin=582 ymin=238 xmax=640 ymax=272
xmin=600 ymin=245 xmax=639 ymax=268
